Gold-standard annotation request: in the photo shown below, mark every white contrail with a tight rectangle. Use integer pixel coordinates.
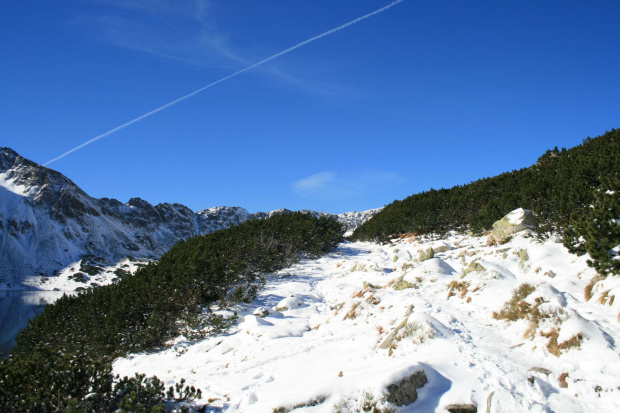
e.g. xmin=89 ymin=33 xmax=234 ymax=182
xmin=44 ymin=0 xmax=405 ymax=166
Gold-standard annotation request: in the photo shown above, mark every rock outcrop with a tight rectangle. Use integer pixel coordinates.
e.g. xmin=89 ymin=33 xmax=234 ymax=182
xmin=385 ymin=369 xmax=428 ymax=406
xmin=487 ymin=208 xmax=537 ymax=244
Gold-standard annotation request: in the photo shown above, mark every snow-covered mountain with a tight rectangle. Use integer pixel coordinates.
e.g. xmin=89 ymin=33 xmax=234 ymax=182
xmin=114 ymin=210 xmax=620 ymax=412
xmin=0 ymin=148 xmax=380 ymax=289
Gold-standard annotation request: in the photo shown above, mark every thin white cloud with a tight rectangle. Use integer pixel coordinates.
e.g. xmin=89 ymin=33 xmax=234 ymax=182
xmin=293 ymin=172 xmax=337 ymax=195
xmin=293 ymin=170 xmax=405 ymax=199
xmin=69 ymin=1 xmax=381 ymax=98
xmin=71 ymin=0 xmax=246 ymax=68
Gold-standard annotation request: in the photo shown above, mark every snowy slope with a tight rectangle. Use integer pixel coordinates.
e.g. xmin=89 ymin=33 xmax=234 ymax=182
xmin=114 ymin=225 xmax=620 ymax=412
xmin=0 ymin=148 xmax=379 ymax=290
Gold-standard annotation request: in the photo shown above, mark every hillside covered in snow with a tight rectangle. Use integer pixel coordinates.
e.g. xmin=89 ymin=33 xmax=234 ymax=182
xmin=0 ymin=147 xmax=379 ymax=290
xmin=1 ymin=131 xmax=618 ymax=412
xmin=113 ymin=210 xmax=620 ymax=412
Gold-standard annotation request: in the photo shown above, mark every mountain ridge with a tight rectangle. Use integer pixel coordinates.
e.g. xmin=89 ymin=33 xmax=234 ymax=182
xmin=0 ymin=147 xmax=380 ymax=289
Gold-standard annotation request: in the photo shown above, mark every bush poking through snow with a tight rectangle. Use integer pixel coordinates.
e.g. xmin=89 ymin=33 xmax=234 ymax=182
xmin=541 ymin=329 xmax=583 ymax=357
xmin=493 ymin=283 xmax=536 ymax=321
xmin=166 ymin=378 xmax=202 ymax=407
xmin=494 ymin=284 xmax=574 ymax=348
xmin=273 ymin=395 xmax=327 ymax=413
xmin=447 ymin=281 xmax=470 ymax=299
xmin=332 ymin=391 xmax=396 ymax=413
xmin=584 ymin=275 xmax=606 ymax=301
xmin=343 ymin=302 xmax=362 ymax=320
xmin=398 ymin=320 xmax=436 ymax=344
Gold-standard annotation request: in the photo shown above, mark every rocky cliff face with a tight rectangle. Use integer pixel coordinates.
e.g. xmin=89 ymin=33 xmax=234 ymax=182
xmin=0 ymin=148 xmax=380 ymax=289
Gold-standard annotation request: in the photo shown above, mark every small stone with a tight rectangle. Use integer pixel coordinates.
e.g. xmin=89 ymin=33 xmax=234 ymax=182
xmin=529 ymin=367 xmax=552 ymax=375
xmin=393 ymin=277 xmax=416 ymax=290
xmin=252 ymin=307 xmax=270 ymax=317
xmin=463 ymin=261 xmax=485 ymax=276
xmin=544 ymin=270 xmax=557 ymax=278
xmin=445 ymin=403 xmax=477 ymax=413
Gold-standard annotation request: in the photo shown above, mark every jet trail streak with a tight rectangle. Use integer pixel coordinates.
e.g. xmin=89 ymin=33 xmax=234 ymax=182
xmin=45 ymin=0 xmax=405 ymax=165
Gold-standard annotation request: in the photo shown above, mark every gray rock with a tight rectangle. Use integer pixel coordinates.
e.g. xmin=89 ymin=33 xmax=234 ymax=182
xmin=252 ymin=307 xmax=270 ymax=317
xmin=385 ymin=369 xmax=427 ymax=406
xmin=529 ymin=366 xmax=552 ymax=375
xmin=417 ymin=247 xmax=435 ymax=262
xmin=487 ymin=208 xmax=537 ymax=244
xmin=445 ymin=404 xmax=477 ymax=413
xmin=463 ymin=261 xmax=486 ymax=276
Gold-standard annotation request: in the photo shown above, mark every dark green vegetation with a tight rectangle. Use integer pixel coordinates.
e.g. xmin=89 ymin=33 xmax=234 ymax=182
xmin=564 ymin=174 xmax=620 ymax=276
xmin=0 ymin=213 xmax=344 ymax=412
xmin=351 ymin=129 xmax=620 ymax=276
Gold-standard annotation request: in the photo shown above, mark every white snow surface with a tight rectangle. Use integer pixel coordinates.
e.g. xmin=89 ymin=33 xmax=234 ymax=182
xmin=114 ymin=231 xmax=620 ymax=412
xmin=506 ymin=208 xmax=530 ymax=225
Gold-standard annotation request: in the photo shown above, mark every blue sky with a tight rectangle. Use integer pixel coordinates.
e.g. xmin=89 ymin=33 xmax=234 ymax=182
xmin=2 ymin=1 xmax=619 ymax=214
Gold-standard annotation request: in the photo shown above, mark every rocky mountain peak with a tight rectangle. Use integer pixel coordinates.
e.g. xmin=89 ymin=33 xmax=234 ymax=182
xmin=0 ymin=147 xmax=381 ymax=289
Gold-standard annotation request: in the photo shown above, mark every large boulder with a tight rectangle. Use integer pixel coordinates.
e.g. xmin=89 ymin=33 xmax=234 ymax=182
xmin=385 ymin=369 xmax=428 ymax=406
xmin=487 ymin=208 xmax=537 ymax=244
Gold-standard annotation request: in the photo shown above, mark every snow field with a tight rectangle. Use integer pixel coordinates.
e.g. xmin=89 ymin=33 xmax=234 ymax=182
xmin=113 ymin=230 xmax=620 ymax=412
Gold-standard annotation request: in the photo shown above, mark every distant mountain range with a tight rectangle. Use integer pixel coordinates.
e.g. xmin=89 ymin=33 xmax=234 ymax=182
xmin=0 ymin=148 xmax=380 ymax=289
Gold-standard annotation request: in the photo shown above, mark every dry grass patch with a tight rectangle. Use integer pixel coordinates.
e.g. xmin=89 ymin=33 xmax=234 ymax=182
xmin=352 ymin=288 xmax=372 ymax=298
xmin=493 ymin=283 xmax=568 ymax=343
xmin=401 ymin=262 xmax=414 ymax=271
xmin=350 ymin=263 xmax=369 ymax=272
xmin=541 ymin=329 xmax=583 ymax=357
xmin=585 ymin=275 xmax=606 ymax=301
xmin=447 ymin=281 xmax=470 ymax=299
xmin=366 ymin=293 xmax=381 ymax=305
xmin=493 ymin=283 xmax=536 ymax=321
xmin=598 ymin=290 xmax=615 ymax=306
xmin=333 ymin=302 xmax=345 ymax=316
xmin=343 ymin=302 xmax=362 ymax=320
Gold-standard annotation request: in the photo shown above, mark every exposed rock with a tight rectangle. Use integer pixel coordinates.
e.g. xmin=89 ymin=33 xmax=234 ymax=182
xmin=379 ymin=306 xmax=414 ymax=349
xmin=446 ymin=404 xmax=477 ymax=413
xmin=463 ymin=261 xmax=486 ymax=276
xmin=385 ymin=369 xmax=427 ymax=406
xmin=529 ymin=366 xmax=552 ymax=375
xmin=544 ymin=270 xmax=557 ymax=278
xmin=68 ymin=272 xmax=87 ymax=283
xmin=0 ymin=147 xmax=380 ymax=288
xmin=430 ymin=241 xmax=452 ymax=253
xmin=379 ymin=318 xmax=408 ymax=349
xmin=363 ymin=281 xmax=382 ymax=289
xmin=417 ymin=247 xmax=435 ymax=262
xmin=393 ymin=277 xmax=417 ymax=290
xmin=252 ymin=307 xmax=271 ymax=317
xmin=114 ymin=268 xmax=131 ymax=280
xmin=487 ymin=208 xmax=537 ymax=245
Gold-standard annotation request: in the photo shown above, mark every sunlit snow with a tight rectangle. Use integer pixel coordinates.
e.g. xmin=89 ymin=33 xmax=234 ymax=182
xmin=113 ymin=228 xmax=620 ymax=412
